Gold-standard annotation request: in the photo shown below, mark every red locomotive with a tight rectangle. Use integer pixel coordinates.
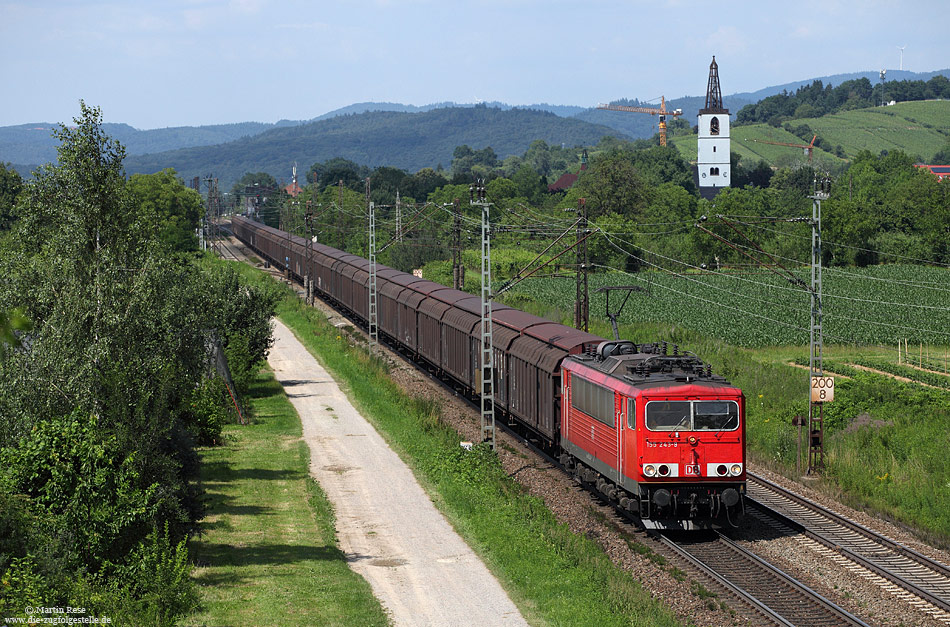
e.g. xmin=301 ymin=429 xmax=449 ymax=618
xmin=560 ymin=340 xmax=745 ymax=529
xmin=231 ymin=215 xmax=746 ymax=528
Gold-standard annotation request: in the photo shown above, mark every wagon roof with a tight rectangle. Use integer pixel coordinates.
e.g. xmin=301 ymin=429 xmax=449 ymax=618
xmin=454 ymin=296 xmax=513 ymax=317
xmin=407 ymin=280 xmax=447 ymax=296
xmin=523 ymin=323 xmax=604 ymax=352
xmin=509 ymin=335 xmax=568 ymax=373
xmin=492 ymin=309 xmax=550 ymax=332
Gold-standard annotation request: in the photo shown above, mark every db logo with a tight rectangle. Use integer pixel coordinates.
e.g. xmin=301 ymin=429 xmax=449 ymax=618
xmin=684 ymin=465 xmax=700 ymax=475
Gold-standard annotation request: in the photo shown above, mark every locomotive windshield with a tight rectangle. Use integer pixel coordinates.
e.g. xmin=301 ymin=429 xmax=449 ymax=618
xmin=645 ymin=400 xmax=739 ymax=431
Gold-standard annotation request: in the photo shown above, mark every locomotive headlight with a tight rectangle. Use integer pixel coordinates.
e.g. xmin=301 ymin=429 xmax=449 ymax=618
xmin=717 ymin=464 xmax=728 ymax=476
xmin=643 ymin=464 xmax=657 ymax=477
xmin=730 ymin=463 xmax=743 ymax=476
xmin=657 ymin=464 xmax=671 ymax=477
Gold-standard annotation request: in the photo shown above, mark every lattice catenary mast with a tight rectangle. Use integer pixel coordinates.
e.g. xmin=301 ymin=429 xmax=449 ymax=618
xmin=471 ymin=179 xmax=495 ymax=449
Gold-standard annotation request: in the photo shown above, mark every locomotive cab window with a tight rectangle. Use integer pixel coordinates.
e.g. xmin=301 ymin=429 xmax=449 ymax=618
xmin=627 ymin=398 xmax=635 ymax=429
xmin=645 ymin=401 xmax=690 ymax=430
xmin=645 ymin=400 xmax=739 ymax=432
xmin=694 ymin=401 xmax=739 ymax=431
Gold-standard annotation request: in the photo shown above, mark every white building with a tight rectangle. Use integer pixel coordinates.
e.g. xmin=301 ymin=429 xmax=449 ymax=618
xmin=697 ymin=56 xmax=730 ymax=199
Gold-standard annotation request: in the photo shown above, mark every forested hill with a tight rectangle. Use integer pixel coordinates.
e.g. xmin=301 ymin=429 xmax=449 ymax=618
xmin=123 ymin=106 xmax=626 ymax=188
xmin=0 ymin=120 xmax=306 ymax=165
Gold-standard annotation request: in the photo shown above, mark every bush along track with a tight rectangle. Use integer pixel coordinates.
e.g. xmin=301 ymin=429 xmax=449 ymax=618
xmin=226 ymin=259 xmax=683 ymax=627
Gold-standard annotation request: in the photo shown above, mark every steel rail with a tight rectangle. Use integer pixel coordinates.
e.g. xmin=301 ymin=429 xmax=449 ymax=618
xmin=747 ymin=472 xmax=950 ymax=616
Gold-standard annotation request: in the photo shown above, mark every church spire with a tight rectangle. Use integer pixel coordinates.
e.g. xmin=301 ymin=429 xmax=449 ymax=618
xmin=702 ymin=56 xmax=725 ymax=113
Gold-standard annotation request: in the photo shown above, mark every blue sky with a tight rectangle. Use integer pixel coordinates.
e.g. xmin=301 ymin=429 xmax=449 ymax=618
xmin=2 ymin=0 xmax=947 ymax=129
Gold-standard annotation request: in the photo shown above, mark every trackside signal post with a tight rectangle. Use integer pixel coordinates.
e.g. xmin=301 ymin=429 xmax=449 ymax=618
xmin=471 ymin=180 xmax=495 ymax=450
xmin=807 ymin=177 xmax=832 ymax=474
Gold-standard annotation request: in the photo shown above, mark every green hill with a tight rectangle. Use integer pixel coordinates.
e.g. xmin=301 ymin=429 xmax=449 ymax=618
xmin=670 ymin=100 xmax=950 ymax=168
xmin=0 ymin=121 xmax=304 ymax=165
xmin=123 ymin=107 xmax=627 ymax=189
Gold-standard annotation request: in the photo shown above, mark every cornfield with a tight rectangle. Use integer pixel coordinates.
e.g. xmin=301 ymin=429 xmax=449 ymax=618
xmin=507 ymin=264 xmax=950 ymax=347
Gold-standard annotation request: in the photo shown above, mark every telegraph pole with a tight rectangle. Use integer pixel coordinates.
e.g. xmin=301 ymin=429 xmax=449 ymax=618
xmin=471 ymin=179 xmax=495 ymax=450
xmin=575 ymin=197 xmax=589 ymax=332
xmin=807 ymin=176 xmax=831 ymax=474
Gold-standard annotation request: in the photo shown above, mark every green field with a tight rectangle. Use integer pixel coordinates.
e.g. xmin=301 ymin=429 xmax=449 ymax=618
xmin=506 ymin=264 xmax=950 ymax=348
xmin=671 ymin=125 xmax=845 ymax=168
xmin=186 ymin=371 xmax=389 ymax=626
xmin=670 ymin=100 xmax=950 ymax=166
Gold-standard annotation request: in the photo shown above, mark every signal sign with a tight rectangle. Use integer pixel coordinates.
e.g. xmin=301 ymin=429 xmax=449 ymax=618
xmin=811 ymin=376 xmax=835 ymax=403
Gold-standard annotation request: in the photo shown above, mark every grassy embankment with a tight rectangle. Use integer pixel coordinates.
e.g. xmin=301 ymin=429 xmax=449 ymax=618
xmin=185 ymin=370 xmax=389 ymax=626
xmin=224 ymin=259 xmax=683 ymax=627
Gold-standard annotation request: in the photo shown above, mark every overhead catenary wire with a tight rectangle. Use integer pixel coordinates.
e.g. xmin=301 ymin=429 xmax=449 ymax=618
xmin=598 ymin=231 xmax=950 ymax=342
xmin=723 ymin=216 xmax=950 ymax=269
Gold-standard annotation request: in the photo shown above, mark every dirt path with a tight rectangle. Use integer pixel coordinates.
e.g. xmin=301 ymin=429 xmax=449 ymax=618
xmin=267 ymin=319 xmax=527 ymax=627
xmin=849 ymin=363 xmax=941 ymax=388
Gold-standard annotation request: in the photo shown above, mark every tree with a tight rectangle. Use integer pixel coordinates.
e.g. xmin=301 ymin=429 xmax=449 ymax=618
xmin=230 ymin=171 xmax=276 ymax=197
xmin=369 ymin=166 xmax=410 ymax=206
xmin=932 ymin=142 xmax=950 ymax=165
xmin=569 ymin=150 xmax=649 ymax=218
xmin=732 ymin=152 xmax=774 ymax=188
xmin=128 ymin=168 xmax=202 ymax=252
xmin=450 ymin=145 xmax=500 ymax=182
xmin=310 ymin=157 xmax=369 ymax=192
xmin=0 ymin=162 xmax=23 ymax=230
xmin=0 ymin=103 xmax=274 ymax=620
xmin=405 ymin=167 xmax=448 ymax=201
xmin=511 ymin=164 xmax=545 ymax=205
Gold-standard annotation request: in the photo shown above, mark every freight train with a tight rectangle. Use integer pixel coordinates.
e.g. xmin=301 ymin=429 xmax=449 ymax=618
xmin=232 ymin=215 xmax=746 ymax=529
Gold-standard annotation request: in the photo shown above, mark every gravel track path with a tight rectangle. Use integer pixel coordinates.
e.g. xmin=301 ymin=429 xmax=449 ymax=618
xmin=268 ymin=319 xmax=527 ymax=627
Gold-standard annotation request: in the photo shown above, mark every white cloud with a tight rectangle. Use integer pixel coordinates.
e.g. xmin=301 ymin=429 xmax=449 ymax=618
xmin=705 ymin=25 xmax=747 ymax=56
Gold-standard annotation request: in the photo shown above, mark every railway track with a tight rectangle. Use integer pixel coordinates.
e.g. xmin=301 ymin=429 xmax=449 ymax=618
xmin=211 ymin=228 xmax=244 ymax=261
xmin=348 ymin=341 xmax=872 ymax=625
xmin=658 ymin=530 xmax=869 ymax=626
xmin=747 ymin=472 xmax=950 ymax=622
xmin=224 ymin=226 xmax=934 ymax=625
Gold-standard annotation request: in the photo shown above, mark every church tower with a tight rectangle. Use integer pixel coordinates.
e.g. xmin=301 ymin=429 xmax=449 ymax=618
xmin=697 ymin=56 xmax=730 ymax=199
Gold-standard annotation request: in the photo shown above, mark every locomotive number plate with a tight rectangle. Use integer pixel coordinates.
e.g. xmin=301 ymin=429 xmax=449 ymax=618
xmin=684 ymin=464 xmax=700 ymax=475
xmin=810 ymin=376 xmax=835 ymax=403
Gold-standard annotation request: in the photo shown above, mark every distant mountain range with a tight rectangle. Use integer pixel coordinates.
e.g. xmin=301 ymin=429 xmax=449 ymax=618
xmin=122 ymin=107 xmax=624 ymax=188
xmin=3 ymin=67 xmax=947 ymax=187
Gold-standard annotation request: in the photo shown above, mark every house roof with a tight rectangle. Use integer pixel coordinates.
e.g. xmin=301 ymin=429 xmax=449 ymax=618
xmin=284 ymin=181 xmax=305 ymax=197
xmin=547 ymin=172 xmax=579 ymax=192
xmin=916 ymin=164 xmax=950 ymax=180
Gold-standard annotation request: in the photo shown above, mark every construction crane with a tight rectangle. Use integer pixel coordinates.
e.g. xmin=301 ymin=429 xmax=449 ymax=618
xmin=597 ymin=96 xmax=683 ymax=147
xmin=750 ymin=134 xmax=818 ymax=161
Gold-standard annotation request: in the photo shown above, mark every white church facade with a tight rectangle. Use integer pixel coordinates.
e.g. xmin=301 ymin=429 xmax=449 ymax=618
xmin=697 ymin=57 xmax=730 ymax=199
